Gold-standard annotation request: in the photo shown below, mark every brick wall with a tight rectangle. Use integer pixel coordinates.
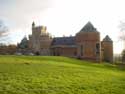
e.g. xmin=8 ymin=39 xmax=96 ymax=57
xmin=76 ymin=32 xmax=101 ymax=62
xmin=101 ymin=41 xmax=113 ymax=62
xmin=51 ymin=46 xmax=77 ymax=57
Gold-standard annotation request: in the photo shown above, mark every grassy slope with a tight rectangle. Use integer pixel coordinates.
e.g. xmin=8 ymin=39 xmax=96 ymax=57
xmin=0 ymin=55 xmax=125 ymax=94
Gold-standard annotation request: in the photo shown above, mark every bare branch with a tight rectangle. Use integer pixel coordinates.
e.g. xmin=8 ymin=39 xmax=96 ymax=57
xmin=0 ymin=20 xmax=10 ymax=43
xmin=119 ymin=21 xmax=125 ymax=41
xmin=119 ymin=21 xmax=125 ymax=31
xmin=0 ymin=20 xmax=8 ymax=36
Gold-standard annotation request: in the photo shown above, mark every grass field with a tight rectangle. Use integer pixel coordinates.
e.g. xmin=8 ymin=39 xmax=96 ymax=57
xmin=0 ymin=55 xmax=125 ymax=94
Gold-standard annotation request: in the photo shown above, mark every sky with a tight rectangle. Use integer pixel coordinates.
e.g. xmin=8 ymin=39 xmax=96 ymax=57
xmin=0 ymin=0 xmax=125 ymax=54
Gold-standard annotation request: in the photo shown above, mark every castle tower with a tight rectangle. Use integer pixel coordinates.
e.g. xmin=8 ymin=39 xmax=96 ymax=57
xmin=76 ymin=22 xmax=101 ymax=62
xmin=102 ymin=35 xmax=113 ymax=62
xmin=29 ymin=22 xmax=53 ymax=55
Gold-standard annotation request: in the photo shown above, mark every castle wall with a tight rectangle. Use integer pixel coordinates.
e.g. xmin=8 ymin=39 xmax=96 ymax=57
xmin=76 ymin=32 xmax=101 ymax=62
xmin=51 ymin=46 xmax=77 ymax=57
xmin=101 ymin=41 xmax=113 ymax=62
xmin=29 ymin=25 xmax=52 ymax=55
xmin=26 ymin=22 xmax=113 ymax=63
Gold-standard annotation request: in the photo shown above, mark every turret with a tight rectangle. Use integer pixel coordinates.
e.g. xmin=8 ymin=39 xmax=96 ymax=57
xmin=102 ymin=35 xmax=113 ymax=63
xmin=32 ymin=21 xmax=35 ymax=28
xmin=75 ymin=21 xmax=101 ymax=62
xmin=41 ymin=26 xmax=47 ymax=34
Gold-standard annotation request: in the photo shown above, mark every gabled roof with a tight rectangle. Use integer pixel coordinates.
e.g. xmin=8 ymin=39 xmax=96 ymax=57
xmin=52 ymin=36 xmax=76 ymax=46
xmin=103 ymin=35 xmax=112 ymax=42
xmin=79 ymin=21 xmax=97 ymax=32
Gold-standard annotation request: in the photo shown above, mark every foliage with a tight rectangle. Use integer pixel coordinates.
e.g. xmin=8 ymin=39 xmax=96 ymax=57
xmin=0 ymin=45 xmax=17 ymax=54
xmin=0 ymin=56 xmax=125 ymax=94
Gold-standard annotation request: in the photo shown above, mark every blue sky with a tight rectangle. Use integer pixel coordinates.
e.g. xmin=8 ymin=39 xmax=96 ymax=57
xmin=0 ymin=0 xmax=125 ymax=54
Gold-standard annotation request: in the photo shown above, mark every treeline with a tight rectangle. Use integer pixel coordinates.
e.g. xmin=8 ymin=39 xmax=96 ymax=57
xmin=0 ymin=44 xmax=17 ymax=55
xmin=114 ymin=50 xmax=125 ymax=64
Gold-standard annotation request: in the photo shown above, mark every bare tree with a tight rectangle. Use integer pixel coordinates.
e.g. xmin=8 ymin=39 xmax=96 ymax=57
xmin=119 ymin=21 xmax=125 ymax=63
xmin=0 ymin=20 xmax=10 ymax=43
xmin=119 ymin=21 xmax=125 ymax=40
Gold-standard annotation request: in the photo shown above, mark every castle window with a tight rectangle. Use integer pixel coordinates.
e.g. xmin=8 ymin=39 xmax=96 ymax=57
xmin=81 ymin=45 xmax=83 ymax=56
xmin=35 ymin=51 xmax=40 ymax=55
xmin=96 ymin=43 xmax=100 ymax=54
xmin=74 ymin=51 xmax=77 ymax=56
xmin=53 ymin=52 xmax=55 ymax=56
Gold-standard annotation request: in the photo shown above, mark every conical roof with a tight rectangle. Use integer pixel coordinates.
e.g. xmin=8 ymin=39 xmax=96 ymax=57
xmin=21 ymin=36 xmax=28 ymax=42
xmin=80 ymin=21 xmax=97 ymax=32
xmin=103 ymin=35 xmax=112 ymax=42
xmin=19 ymin=37 xmax=28 ymax=49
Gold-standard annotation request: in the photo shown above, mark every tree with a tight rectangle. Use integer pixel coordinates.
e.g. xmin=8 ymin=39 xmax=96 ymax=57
xmin=119 ymin=21 xmax=125 ymax=63
xmin=119 ymin=21 xmax=125 ymax=40
xmin=0 ymin=44 xmax=17 ymax=55
xmin=0 ymin=20 xmax=9 ymax=43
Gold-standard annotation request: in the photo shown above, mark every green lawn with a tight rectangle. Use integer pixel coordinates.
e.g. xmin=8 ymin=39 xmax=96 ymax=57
xmin=0 ymin=55 xmax=125 ymax=94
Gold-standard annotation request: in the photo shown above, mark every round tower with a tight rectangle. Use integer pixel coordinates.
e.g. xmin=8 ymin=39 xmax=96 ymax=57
xmin=102 ymin=35 xmax=113 ymax=62
xmin=75 ymin=22 xmax=101 ymax=62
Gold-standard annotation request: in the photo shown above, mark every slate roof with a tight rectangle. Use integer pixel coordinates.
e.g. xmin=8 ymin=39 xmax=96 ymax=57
xmin=103 ymin=35 xmax=112 ymax=42
xmin=21 ymin=37 xmax=28 ymax=43
xmin=80 ymin=21 xmax=97 ymax=32
xmin=19 ymin=37 xmax=28 ymax=49
xmin=51 ymin=36 xmax=76 ymax=46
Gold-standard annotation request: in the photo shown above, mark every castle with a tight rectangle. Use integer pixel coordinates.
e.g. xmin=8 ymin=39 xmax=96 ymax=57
xmin=18 ymin=21 xmax=113 ymax=62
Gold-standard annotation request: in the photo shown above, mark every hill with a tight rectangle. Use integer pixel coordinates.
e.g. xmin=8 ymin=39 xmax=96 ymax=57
xmin=0 ymin=55 xmax=125 ymax=94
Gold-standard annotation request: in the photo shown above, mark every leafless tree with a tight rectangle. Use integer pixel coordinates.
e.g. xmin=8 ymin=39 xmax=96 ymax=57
xmin=119 ymin=21 xmax=125 ymax=40
xmin=0 ymin=20 xmax=10 ymax=43
xmin=119 ymin=21 xmax=125 ymax=63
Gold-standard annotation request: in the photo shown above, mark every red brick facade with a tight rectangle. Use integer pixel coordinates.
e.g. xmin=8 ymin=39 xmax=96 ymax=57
xmin=19 ymin=22 xmax=113 ymax=63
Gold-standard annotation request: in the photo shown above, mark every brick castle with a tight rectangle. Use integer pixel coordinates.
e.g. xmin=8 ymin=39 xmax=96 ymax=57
xmin=18 ymin=21 xmax=113 ymax=62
